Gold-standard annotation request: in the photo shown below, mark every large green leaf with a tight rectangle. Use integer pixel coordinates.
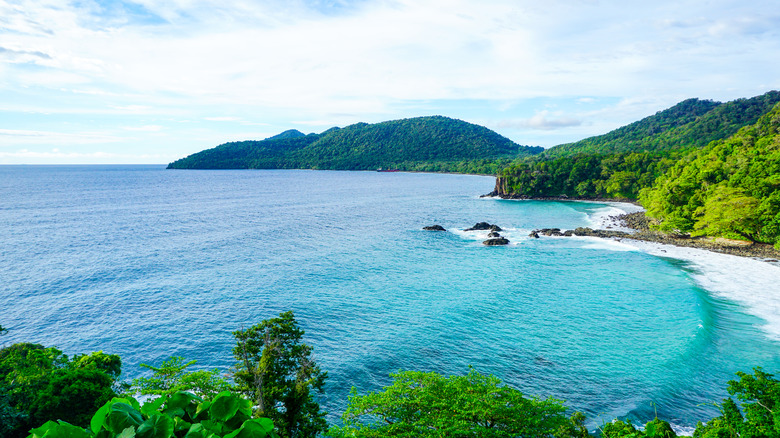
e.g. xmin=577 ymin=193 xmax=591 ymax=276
xmin=140 ymin=396 xmax=167 ymax=417
xmin=222 ymin=419 xmax=273 ymax=438
xmin=164 ymin=392 xmax=201 ymax=419
xmin=209 ymin=393 xmax=240 ymax=422
xmin=136 ymin=415 xmax=174 ymax=438
xmin=182 ymin=424 xmax=207 ymax=438
xmin=28 ymin=421 xmax=59 ymax=438
xmin=92 ymin=398 xmax=139 ymax=434
xmin=117 ymin=426 xmax=136 ymax=438
xmin=27 ymin=421 xmax=92 ymax=438
xmin=105 ymin=403 xmax=144 ymax=434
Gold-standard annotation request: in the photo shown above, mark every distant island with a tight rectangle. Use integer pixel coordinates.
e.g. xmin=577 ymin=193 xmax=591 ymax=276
xmin=167 ymin=116 xmax=543 ymax=174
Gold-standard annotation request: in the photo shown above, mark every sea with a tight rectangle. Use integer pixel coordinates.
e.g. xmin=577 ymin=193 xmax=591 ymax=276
xmin=2 ymin=165 xmax=780 ymax=433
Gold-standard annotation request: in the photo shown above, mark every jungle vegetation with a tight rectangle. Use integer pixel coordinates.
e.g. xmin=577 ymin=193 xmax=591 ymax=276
xmin=497 ymin=92 xmax=780 ymax=248
xmin=3 ymin=313 xmax=780 ymax=438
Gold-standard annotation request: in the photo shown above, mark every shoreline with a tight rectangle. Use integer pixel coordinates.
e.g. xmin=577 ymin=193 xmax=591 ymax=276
xmin=609 ymin=211 xmax=780 ymax=262
xmin=492 ymin=194 xmax=780 ymax=262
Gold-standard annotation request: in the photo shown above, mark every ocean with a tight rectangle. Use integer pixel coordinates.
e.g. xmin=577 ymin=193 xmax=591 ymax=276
xmin=2 ymin=165 xmax=779 ymax=432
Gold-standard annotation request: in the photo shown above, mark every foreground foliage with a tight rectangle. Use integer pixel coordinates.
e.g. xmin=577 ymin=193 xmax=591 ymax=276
xmin=232 ymin=311 xmax=327 ymax=438
xmin=27 ymin=391 xmax=277 ymax=438
xmin=326 ymin=369 xmax=588 ymax=438
xmin=131 ymin=357 xmax=233 ymax=398
xmin=0 ymin=343 xmax=122 ymax=438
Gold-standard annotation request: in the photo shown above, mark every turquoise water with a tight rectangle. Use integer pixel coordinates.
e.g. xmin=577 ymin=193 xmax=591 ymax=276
xmin=2 ymin=165 xmax=779 ymax=431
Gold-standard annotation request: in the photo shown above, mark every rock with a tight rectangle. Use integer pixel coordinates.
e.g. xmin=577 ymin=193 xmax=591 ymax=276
xmin=483 ymin=237 xmax=510 ymax=246
xmin=713 ymin=237 xmax=753 ymax=247
xmin=487 ymin=231 xmax=501 ymax=238
xmin=529 ymin=231 xmax=539 ymax=238
xmin=465 ymin=222 xmax=502 ymax=232
xmin=538 ymin=228 xmax=562 ymax=236
xmin=562 ymin=230 xmax=573 ymax=236
xmin=423 ymin=225 xmax=446 ymax=231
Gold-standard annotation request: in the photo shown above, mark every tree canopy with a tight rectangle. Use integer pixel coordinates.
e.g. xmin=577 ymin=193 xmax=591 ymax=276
xmin=167 ymin=116 xmax=542 ymax=172
xmin=326 ymin=368 xmax=588 ymax=438
xmin=232 ymin=311 xmax=327 ymax=438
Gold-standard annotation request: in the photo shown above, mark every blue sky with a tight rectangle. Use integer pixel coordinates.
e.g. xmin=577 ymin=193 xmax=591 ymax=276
xmin=1 ymin=0 xmax=779 ymax=164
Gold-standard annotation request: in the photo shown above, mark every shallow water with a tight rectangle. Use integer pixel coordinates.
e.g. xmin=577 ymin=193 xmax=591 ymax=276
xmin=1 ymin=165 xmax=778 ymax=430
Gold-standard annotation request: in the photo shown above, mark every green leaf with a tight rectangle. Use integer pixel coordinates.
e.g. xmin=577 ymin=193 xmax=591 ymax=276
xmin=27 ymin=421 xmax=92 ymax=438
xmin=92 ymin=398 xmax=138 ymax=434
xmin=28 ymin=421 xmax=59 ymax=438
xmin=117 ymin=427 xmax=136 ymax=438
xmin=183 ymin=424 xmax=207 ymax=438
xmin=136 ymin=415 xmax=174 ymax=438
xmin=209 ymin=393 xmax=240 ymax=422
xmin=222 ymin=420 xmax=271 ymax=438
xmin=141 ymin=396 xmax=167 ymax=417
xmin=105 ymin=403 xmax=144 ymax=434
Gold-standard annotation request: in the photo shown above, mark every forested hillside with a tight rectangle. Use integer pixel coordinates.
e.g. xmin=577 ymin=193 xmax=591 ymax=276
xmin=640 ymin=103 xmax=780 ymax=246
xmin=495 ymin=91 xmax=780 ymax=202
xmin=544 ymin=91 xmax=780 ymax=157
xmin=167 ymin=116 xmax=543 ymax=172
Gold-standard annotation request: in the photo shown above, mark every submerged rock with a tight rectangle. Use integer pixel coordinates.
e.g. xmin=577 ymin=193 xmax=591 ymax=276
xmin=483 ymin=237 xmax=510 ymax=246
xmin=487 ymin=231 xmax=501 ymax=238
xmin=423 ymin=225 xmax=447 ymax=231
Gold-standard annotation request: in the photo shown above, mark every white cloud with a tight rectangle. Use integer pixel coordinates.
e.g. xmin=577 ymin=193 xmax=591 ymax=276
xmin=1 ymin=0 xmax=779 ymax=162
xmin=497 ymin=111 xmax=583 ymax=131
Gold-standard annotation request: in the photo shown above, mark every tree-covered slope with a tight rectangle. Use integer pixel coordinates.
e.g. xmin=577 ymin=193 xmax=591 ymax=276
xmin=640 ymin=102 xmax=780 ymax=246
xmin=495 ymin=91 xmax=780 ymax=201
xmin=167 ymin=116 xmax=543 ymax=171
xmin=544 ymin=90 xmax=780 ymax=157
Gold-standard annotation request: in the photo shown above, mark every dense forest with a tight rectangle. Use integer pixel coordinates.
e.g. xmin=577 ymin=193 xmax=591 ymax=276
xmin=639 ymin=103 xmax=780 ymax=245
xmin=167 ymin=116 xmax=543 ymax=173
xmin=3 ymin=315 xmax=780 ymax=438
xmin=543 ymin=91 xmax=780 ymax=157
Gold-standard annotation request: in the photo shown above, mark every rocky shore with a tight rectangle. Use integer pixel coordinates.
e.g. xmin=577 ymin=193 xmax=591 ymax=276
xmin=611 ymin=211 xmax=780 ymax=261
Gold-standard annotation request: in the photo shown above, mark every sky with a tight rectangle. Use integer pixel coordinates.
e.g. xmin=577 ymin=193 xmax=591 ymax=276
xmin=1 ymin=0 xmax=779 ymax=164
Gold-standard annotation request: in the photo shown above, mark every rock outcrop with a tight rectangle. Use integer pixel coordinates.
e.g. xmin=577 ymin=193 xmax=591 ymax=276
xmin=423 ymin=225 xmax=447 ymax=231
xmin=465 ymin=222 xmax=503 ymax=232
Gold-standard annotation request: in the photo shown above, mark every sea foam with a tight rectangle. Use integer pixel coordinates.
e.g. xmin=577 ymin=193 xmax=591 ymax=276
xmin=582 ymin=202 xmax=780 ymax=341
xmin=622 ymin=240 xmax=780 ymax=341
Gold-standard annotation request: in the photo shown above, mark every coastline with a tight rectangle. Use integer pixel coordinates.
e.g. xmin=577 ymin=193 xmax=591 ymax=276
xmin=486 ymin=193 xmax=780 ymax=262
xmin=609 ymin=211 xmax=780 ymax=262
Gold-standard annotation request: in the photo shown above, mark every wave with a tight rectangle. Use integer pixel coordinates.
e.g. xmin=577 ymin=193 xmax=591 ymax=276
xmin=580 ymin=201 xmax=644 ymax=232
xmin=623 ymin=240 xmax=780 ymax=342
xmin=577 ymin=201 xmax=780 ymax=342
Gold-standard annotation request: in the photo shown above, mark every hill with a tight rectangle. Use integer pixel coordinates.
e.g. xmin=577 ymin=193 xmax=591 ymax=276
xmin=167 ymin=116 xmax=543 ymax=172
xmin=494 ymin=91 xmax=780 ymax=200
xmin=640 ymin=101 xmax=780 ymax=247
xmin=543 ymin=90 xmax=780 ymax=157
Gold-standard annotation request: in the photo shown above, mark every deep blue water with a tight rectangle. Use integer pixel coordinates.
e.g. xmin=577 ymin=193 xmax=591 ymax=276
xmin=2 ymin=165 xmax=779 ymax=431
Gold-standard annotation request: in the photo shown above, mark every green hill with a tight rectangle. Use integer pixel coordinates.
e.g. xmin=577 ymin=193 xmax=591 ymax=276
xmin=543 ymin=90 xmax=780 ymax=157
xmin=640 ymin=102 xmax=780 ymax=246
xmin=167 ymin=116 xmax=543 ymax=172
xmin=494 ymin=91 xmax=780 ymax=200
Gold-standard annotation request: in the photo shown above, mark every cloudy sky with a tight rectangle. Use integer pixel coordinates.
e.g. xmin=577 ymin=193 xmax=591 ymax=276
xmin=1 ymin=0 xmax=779 ymax=164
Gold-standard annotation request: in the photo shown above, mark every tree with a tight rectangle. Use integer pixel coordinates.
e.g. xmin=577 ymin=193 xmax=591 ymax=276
xmin=131 ymin=356 xmax=233 ymax=398
xmin=232 ymin=311 xmax=327 ymax=438
xmin=0 ymin=343 xmax=122 ymax=438
xmin=693 ymin=368 xmax=780 ymax=438
xmin=326 ymin=368 xmax=588 ymax=438
xmin=694 ymin=186 xmax=762 ymax=241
